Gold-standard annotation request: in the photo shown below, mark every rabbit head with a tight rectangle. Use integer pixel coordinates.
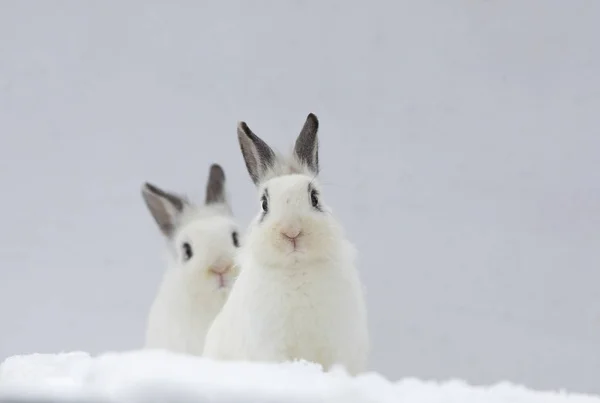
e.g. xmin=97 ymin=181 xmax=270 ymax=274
xmin=237 ymin=113 xmax=344 ymax=268
xmin=142 ymin=164 xmax=241 ymax=291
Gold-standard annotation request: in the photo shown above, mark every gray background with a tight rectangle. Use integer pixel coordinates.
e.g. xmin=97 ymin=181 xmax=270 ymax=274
xmin=0 ymin=0 xmax=598 ymax=395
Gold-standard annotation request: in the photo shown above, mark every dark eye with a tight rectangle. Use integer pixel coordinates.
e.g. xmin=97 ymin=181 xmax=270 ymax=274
xmin=182 ymin=242 xmax=193 ymax=261
xmin=261 ymin=195 xmax=269 ymax=213
xmin=231 ymin=231 xmax=239 ymax=248
xmin=310 ymin=189 xmax=319 ymax=208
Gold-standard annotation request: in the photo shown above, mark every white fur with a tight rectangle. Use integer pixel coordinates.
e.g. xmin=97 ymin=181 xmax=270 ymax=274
xmin=203 ymin=172 xmax=369 ymax=374
xmin=144 ymin=204 xmax=241 ymax=355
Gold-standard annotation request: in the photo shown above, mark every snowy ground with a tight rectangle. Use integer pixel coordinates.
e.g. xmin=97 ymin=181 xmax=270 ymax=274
xmin=0 ymin=351 xmax=599 ymax=403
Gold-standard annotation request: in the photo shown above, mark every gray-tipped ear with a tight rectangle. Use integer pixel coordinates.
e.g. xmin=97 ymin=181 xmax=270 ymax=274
xmin=294 ymin=113 xmax=319 ymax=174
xmin=237 ymin=121 xmax=276 ymax=185
xmin=205 ymin=163 xmax=227 ymax=205
xmin=141 ymin=182 xmax=187 ymax=237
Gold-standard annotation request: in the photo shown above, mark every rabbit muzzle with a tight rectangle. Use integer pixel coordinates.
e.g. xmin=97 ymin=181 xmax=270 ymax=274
xmin=209 ymin=262 xmax=234 ymax=288
xmin=280 ymin=223 xmax=303 ymax=250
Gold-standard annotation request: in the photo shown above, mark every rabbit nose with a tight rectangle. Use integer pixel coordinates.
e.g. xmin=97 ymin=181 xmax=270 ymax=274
xmin=281 ymin=226 xmax=302 ymax=240
xmin=210 ymin=262 xmax=231 ymax=274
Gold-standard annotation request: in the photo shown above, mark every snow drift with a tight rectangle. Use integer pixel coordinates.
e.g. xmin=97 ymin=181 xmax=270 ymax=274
xmin=0 ymin=351 xmax=598 ymax=403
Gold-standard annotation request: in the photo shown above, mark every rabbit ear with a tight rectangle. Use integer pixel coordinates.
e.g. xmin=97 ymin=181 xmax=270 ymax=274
xmin=294 ymin=113 xmax=319 ymax=174
xmin=205 ymin=163 xmax=227 ymax=205
xmin=141 ymin=182 xmax=187 ymax=237
xmin=237 ymin=121 xmax=276 ymax=185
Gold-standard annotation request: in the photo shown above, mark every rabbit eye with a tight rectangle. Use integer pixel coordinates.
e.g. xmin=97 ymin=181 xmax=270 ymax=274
xmin=182 ymin=242 xmax=193 ymax=261
xmin=310 ymin=189 xmax=319 ymax=209
xmin=231 ymin=231 xmax=240 ymax=248
xmin=259 ymin=189 xmax=269 ymax=222
xmin=261 ymin=194 xmax=269 ymax=213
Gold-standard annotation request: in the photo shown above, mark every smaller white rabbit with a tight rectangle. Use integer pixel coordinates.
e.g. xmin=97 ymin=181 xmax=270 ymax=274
xmin=203 ymin=114 xmax=369 ymax=375
xmin=142 ymin=164 xmax=241 ymax=355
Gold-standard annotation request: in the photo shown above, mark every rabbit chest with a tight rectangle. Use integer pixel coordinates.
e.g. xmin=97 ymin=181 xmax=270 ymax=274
xmin=238 ymin=262 xmax=363 ymax=370
xmin=145 ymin=268 xmax=228 ymax=355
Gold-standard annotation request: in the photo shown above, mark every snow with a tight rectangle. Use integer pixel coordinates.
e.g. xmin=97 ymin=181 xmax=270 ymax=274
xmin=1 ymin=351 xmax=599 ymax=403
xmin=0 ymin=0 xmax=599 ymax=396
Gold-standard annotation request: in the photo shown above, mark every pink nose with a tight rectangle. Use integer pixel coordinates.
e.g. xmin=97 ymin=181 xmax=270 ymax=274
xmin=281 ymin=227 xmax=302 ymax=240
xmin=210 ymin=264 xmax=230 ymax=275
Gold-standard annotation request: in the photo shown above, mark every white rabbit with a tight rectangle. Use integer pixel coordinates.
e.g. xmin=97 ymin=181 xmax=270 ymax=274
xmin=142 ymin=164 xmax=241 ymax=355
xmin=203 ymin=114 xmax=369 ymax=375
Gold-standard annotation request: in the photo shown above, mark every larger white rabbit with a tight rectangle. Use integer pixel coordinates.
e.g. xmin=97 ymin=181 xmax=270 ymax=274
xmin=203 ymin=114 xmax=369 ymax=375
xmin=142 ymin=164 xmax=241 ymax=355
